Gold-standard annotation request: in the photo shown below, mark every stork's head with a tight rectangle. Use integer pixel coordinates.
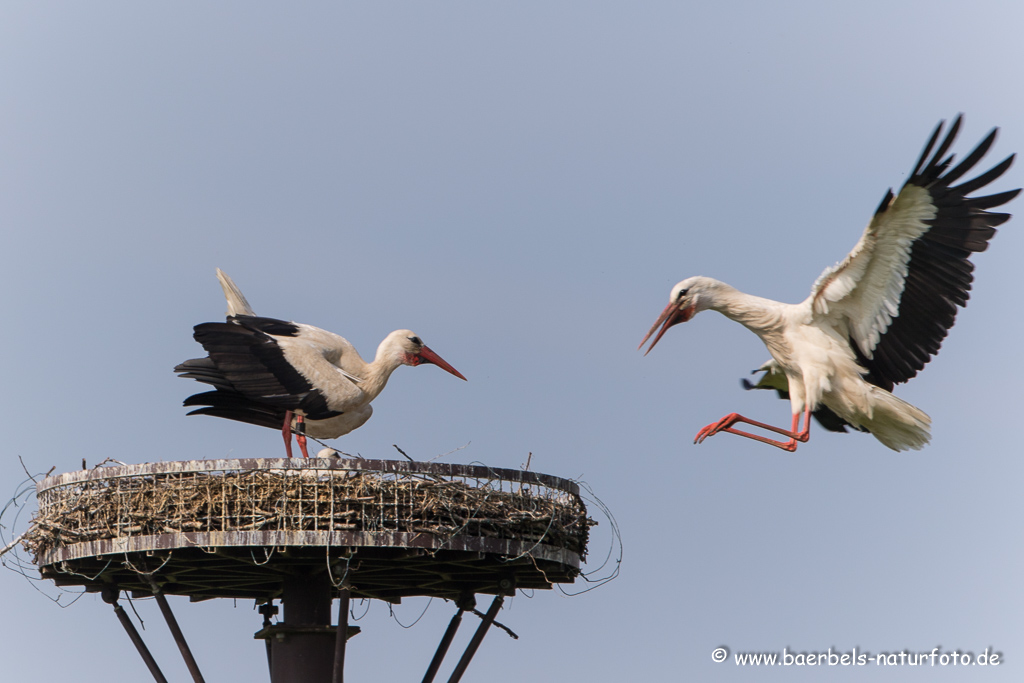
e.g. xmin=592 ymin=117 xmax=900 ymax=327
xmin=639 ymin=277 xmax=708 ymax=355
xmin=386 ymin=330 xmax=467 ymax=380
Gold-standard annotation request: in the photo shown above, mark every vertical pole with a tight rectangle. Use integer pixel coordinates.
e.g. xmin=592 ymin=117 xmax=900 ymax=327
xmin=259 ymin=602 xmax=279 ymax=673
xmin=102 ymin=587 xmax=170 ymax=683
xmin=271 ymin=571 xmax=335 ymax=683
xmin=446 ymin=595 xmax=505 ymax=683
xmin=143 ymin=576 xmax=207 ymax=683
xmin=331 ymin=588 xmax=351 ymax=683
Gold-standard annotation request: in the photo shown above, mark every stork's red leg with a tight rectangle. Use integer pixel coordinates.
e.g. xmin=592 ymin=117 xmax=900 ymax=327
xmin=282 ymin=410 xmax=294 ymax=459
xmin=295 ymin=415 xmax=310 ymax=459
xmin=695 ymin=406 xmax=812 ymax=452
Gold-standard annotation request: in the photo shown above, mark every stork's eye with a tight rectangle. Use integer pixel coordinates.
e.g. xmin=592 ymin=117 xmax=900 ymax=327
xmin=676 ymin=289 xmax=689 ymax=301
xmin=408 ymin=336 xmax=422 ymax=346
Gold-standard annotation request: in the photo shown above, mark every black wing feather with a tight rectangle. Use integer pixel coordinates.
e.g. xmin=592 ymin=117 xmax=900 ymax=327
xmin=908 ymin=119 xmax=946 ymax=177
xmin=176 ymin=318 xmax=343 ymax=428
xmin=183 ymin=390 xmax=287 ymax=430
xmin=856 ymin=118 xmax=1020 ymax=388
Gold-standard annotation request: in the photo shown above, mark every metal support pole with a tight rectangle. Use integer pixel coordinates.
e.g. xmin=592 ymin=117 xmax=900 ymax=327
xmin=102 ymin=587 xmax=170 ymax=683
xmin=143 ymin=575 xmax=207 ymax=683
xmin=422 ymin=610 xmax=466 ymax=683
xmin=446 ymin=595 xmax=505 ymax=683
xmin=331 ymin=589 xmax=351 ymax=683
xmin=260 ymin=602 xmax=279 ymax=673
xmin=422 ymin=595 xmax=476 ymax=683
xmin=270 ymin=571 xmax=336 ymax=683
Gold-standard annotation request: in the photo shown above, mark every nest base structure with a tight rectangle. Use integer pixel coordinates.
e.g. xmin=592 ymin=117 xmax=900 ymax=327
xmin=27 ymin=458 xmax=590 ymax=683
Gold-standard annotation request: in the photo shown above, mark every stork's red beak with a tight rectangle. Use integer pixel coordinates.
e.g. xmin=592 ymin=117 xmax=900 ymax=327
xmin=639 ymin=302 xmax=694 ymax=355
xmin=418 ymin=345 xmax=467 ymax=381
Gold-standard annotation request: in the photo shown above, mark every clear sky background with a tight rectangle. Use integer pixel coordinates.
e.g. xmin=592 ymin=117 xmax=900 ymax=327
xmin=2 ymin=3 xmax=1022 ymax=681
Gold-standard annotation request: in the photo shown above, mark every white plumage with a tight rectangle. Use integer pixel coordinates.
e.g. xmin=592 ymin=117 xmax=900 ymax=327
xmin=640 ymin=116 xmax=1018 ymax=452
xmin=176 ymin=270 xmax=467 ymax=458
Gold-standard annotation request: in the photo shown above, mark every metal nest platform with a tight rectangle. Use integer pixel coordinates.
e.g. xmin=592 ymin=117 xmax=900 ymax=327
xmin=26 ymin=458 xmax=591 ymax=603
xmin=18 ymin=458 xmax=597 ymax=682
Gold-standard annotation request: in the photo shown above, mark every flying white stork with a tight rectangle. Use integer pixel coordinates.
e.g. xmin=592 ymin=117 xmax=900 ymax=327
xmin=640 ymin=116 xmax=1019 ymax=452
xmin=176 ymin=269 xmax=467 ymax=458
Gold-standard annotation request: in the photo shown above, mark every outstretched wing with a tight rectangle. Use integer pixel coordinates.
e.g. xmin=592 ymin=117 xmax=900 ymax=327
xmin=810 ymin=115 xmax=1019 ymax=390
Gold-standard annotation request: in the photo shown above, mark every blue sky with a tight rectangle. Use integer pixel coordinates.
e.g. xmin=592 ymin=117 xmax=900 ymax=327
xmin=2 ymin=3 xmax=1023 ymax=681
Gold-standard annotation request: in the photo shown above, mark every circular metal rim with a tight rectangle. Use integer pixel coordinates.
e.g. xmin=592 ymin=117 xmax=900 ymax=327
xmin=37 ymin=529 xmax=581 ymax=569
xmin=37 ymin=457 xmax=581 ymax=496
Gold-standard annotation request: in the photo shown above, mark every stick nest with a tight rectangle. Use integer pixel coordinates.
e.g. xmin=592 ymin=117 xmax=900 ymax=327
xmin=24 ymin=464 xmax=592 ymax=564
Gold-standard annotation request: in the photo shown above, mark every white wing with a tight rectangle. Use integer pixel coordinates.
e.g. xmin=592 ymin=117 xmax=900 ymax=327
xmin=809 ymin=116 xmax=1017 ymax=388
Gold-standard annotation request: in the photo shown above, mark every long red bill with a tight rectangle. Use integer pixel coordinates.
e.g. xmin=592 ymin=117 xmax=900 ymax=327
xmin=419 ymin=345 xmax=468 ymax=381
xmin=639 ymin=302 xmax=692 ymax=355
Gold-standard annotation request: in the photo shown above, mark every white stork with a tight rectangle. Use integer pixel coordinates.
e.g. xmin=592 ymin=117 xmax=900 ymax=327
xmin=176 ymin=269 xmax=467 ymax=458
xmin=640 ymin=116 xmax=1019 ymax=452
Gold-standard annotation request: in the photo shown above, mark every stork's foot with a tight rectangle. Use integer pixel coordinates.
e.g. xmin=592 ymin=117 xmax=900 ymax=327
xmin=694 ymin=413 xmax=742 ymax=444
xmin=693 ymin=408 xmax=811 ymax=452
xmin=771 ymin=438 xmax=799 ymax=453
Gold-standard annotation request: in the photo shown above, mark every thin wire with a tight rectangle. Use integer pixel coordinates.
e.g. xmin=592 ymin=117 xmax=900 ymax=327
xmin=427 ymin=442 xmax=471 ymax=463
xmin=390 ymin=597 xmax=433 ymax=629
xmin=0 ymin=473 xmax=85 ymax=606
xmin=350 ymin=598 xmax=371 ymax=622
xmin=327 ymin=553 xmax=354 ymax=589
xmin=557 ymin=479 xmax=622 ymax=596
xmin=302 ymin=433 xmax=356 ymax=457
xmin=125 ymin=593 xmax=147 ymax=630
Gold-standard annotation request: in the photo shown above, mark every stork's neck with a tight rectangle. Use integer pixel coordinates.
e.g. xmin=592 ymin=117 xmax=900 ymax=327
xmin=703 ymin=279 xmax=786 ymax=336
xmin=320 ymin=341 xmax=400 ymax=403
xmin=359 ymin=354 xmax=404 ymax=402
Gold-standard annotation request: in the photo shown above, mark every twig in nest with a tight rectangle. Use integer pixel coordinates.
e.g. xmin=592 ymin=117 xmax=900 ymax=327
xmin=0 ymin=531 xmax=30 ymax=559
xmin=93 ymin=458 xmax=127 ymax=468
xmin=517 ymin=452 xmax=534 ymax=495
xmin=392 ymin=445 xmax=413 ymax=462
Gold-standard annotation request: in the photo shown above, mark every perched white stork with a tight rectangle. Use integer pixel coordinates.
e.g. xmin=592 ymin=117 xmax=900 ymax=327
xmin=176 ymin=269 xmax=467 ymax=458
xmin=640 ymin=116 xmax=1019 ymax=452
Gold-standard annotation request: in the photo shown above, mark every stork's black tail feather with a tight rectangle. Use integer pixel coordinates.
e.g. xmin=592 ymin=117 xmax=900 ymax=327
xmin=181 ymin=389 xmax=287 ymax=430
